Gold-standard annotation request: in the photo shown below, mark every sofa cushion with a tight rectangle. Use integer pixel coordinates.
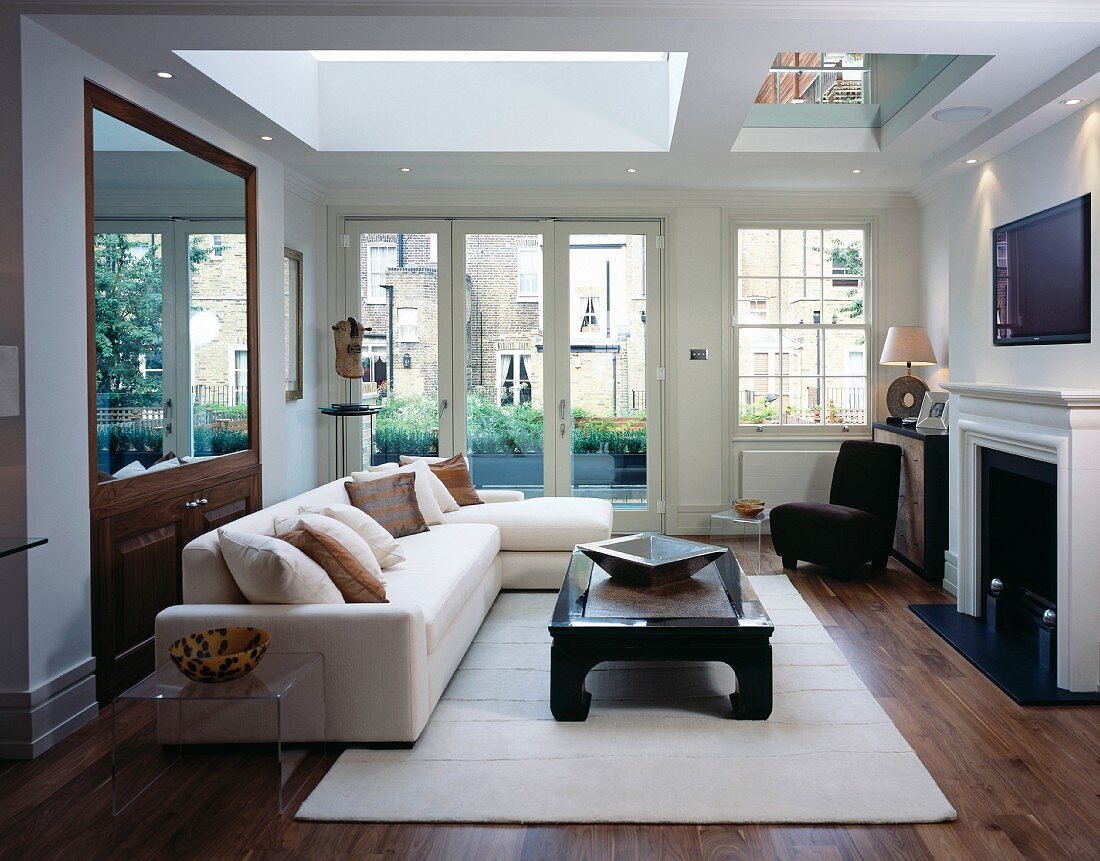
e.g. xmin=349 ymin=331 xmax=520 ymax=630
xmin=219 ymin=530 xmax=345 ymax=605
xmin=383 ymin=524 xmax=500 ymax=651
xmin=442 ymin=497 xmax=612 ymax=552
xmin=351 ymin=461 xmax=448 ymax=524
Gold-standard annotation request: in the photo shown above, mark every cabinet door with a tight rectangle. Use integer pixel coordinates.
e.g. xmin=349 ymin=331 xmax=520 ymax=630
xmin=189 ymin=474 xmax=261 ymax=538
xmin=94 ymin=495 xmax=190 ymax=702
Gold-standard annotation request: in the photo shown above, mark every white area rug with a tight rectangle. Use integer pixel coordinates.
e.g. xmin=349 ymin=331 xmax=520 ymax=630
xmin=297 ymin=576 xmax=955 ymax=824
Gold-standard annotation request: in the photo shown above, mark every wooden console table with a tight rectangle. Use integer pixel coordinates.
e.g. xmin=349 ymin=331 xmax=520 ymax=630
xmin=872 ymin=422 xmax=948 ymax=581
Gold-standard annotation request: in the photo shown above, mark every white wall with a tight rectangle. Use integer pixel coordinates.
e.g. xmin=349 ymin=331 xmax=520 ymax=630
xmin=11 ymin=18 xmax=291 ymax=753
xmin=947 ymin=104 xmax=1100 ymax=388
xmin=918 ymin=191 xmax=951 ymax=392
xmin=932 ymin=102 xmax=1099 ymax=577
xmin=284 ymin=183 xmax=329 ymax=495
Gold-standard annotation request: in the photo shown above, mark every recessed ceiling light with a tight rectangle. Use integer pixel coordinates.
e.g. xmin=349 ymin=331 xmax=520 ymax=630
xmin=791 ymin=98 xmax=805 ymax=104
xmin=964 ymin=158 xmax=979 ymax=165
xmin=932 ymin=106 xmax=992 ymax=123
xmin=400 ymin=167 xmax=412 ymax=172
xmin=1061 ymin=98 xmax=1084 ymax=106
xmin=258 ymin=135 xmax=273 ymax=141
xmin=851 ymin=169 xmax=861 ymax=174
xmin=154 ymin=71 xmax=173 ymax=79
xmin=626 ymin=168 xmax=637 ymax=173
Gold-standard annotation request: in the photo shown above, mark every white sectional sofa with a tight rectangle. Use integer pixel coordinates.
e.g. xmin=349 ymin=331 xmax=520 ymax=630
xmin=153 ymin=477 xmax=612 ymax=744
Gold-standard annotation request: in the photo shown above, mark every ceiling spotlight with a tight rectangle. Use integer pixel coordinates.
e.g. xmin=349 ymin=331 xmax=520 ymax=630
xmin=965 ymin=158 xmax=979 ymax=165
xmin=400 ymin=167 xmax=412 ymax=172
xmin=932 ymin=106 xmax=992 ymax=123
xmin=791 ymin=98 xmax=805 ymax=104
xmin=258 ymin=135 xmax=273 ymax=141
xmin=851 ymin=168 xmax=861 ymax=174
xmin=154 ymin=71 xmax=173 ymax=79
xmin=626 ymin=168 xmax=637 ymax=173
xmin=1061 ymin=98 xmax=1084 ymax=106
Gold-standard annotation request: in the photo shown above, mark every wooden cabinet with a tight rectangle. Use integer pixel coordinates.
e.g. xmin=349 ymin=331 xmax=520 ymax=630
xmin=872 ymin=423 xmax=948 ymax=582
xmin=92 ymin=468 xmax=260 ymax=703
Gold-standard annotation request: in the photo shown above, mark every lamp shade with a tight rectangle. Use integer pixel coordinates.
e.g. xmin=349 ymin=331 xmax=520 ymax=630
xmin=879 ymin=326 xmax=937 ymax=367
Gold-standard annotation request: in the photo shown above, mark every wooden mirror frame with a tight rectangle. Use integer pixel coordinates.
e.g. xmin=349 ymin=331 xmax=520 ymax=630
xmin=85 ymin=81 xmax=260 ymax=510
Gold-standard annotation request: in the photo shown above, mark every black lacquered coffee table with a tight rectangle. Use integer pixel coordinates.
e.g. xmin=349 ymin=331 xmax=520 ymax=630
xmin=549 ymin=545 xmax=774 ymax=721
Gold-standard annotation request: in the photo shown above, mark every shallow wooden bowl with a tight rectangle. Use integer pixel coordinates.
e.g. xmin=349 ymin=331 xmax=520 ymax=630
xmin=169 ymin=627 xmax=270 ymax=684
xmin=734 ymin=497 xmax=765 ymax=518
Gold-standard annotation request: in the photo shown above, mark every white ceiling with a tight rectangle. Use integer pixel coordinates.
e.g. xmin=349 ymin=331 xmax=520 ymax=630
xmin=32 ymin=1 xmax=1100 ymax=194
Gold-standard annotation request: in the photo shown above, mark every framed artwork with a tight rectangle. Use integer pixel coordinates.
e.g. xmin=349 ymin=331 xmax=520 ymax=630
xmin=284 ymin=248 xmax=303 ymax=401
xmin=916 ymin=391 xmax=949 ymax=430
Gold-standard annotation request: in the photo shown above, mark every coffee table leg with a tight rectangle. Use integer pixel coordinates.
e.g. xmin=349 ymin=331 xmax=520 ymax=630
xmin=550 ymin=645 xmax=596 ymax=721
xmin=727 ymin=646 xmax=773 ymax=720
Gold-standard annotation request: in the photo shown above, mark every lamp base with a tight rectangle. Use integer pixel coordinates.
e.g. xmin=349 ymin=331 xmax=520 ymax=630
xmin=886 ymin=374 xmax=929 ymax=419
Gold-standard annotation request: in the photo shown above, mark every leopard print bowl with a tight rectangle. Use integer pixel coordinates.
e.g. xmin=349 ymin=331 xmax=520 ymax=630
xmin=169 ymin=627 xmax=270 ymax=684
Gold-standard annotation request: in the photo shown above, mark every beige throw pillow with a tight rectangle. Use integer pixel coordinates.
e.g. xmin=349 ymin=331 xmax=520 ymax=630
xmin=297 ymin=504 xmax=406 ymax=569
xmin=345 ymin=473 xmax=430 ymax=538
xmin=273 ymin=513 xmax=387 ymax=584
xmin=351 ymin=460 xmax=448 ymax=523
xmin=397 ymin=456 xmax=465 ymax=512
xmin=280 ymin=525 xmax=387 ymax=604
xmin=218 ymin=530 xmax=344 ymax=605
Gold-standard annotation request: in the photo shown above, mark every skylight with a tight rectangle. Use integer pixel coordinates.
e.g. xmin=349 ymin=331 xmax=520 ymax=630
xmin=307 ymin=51 xmax=669 ymax=63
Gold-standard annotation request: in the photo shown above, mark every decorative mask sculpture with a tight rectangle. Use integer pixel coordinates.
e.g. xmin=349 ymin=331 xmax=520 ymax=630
xmin=332 ymin=317 xmax=368 ymax=379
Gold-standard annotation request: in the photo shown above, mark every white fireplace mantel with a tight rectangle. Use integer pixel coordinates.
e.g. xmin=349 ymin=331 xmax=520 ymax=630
xmin=944 ymin=381 xmax=1100 ymax=692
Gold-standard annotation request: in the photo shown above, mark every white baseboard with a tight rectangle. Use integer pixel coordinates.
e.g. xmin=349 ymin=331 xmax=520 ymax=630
xmin=0 ymin=658 xmax=97 ymax=759
xmin=942 ymin=551 xmax=959 ymax=597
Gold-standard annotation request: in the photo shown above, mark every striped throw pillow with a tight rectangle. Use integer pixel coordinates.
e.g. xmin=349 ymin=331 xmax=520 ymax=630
xmin=427 ymin=453 xmax=483 ymax=506
xmin=345 ymin=472 xmax=429 ymax=539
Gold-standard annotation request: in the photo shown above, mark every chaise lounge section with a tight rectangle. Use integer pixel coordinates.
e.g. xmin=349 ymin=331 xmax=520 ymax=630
xmin=154 ymin=477 xmax=612 ymax=744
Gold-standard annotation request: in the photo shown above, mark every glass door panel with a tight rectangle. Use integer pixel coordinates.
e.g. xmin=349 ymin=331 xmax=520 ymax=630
xmin=92 ymin=225 xmax=171 ymax=476
xmin=182 ymin=226 xmax=249 ymax=459
xmin=556 ymin=224 xmax=663 ymax=531
xmin=355 ymin=230 xmax=443 ymax=466
xmin=459 ymin=228 xmax=549 ymax=498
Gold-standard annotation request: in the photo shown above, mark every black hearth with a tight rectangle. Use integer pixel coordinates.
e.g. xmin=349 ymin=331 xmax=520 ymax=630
xmin=911 ymin=447 xmax=1100 ymax=705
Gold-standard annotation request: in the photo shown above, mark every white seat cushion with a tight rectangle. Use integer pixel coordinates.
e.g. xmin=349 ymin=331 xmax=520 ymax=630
xmin=442 ymin=497 xmax=612 ymax=552
xmin=383 ymin=524 xmax=501 ymax=651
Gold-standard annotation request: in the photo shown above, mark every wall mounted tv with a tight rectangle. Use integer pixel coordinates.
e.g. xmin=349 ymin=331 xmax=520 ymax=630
xmin=993 ymin=194 xmax=1091 ymax=346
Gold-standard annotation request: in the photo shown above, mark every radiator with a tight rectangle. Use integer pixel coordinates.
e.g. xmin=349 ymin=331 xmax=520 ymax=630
xmin=740 ymin=449 xmax=838 ymax=508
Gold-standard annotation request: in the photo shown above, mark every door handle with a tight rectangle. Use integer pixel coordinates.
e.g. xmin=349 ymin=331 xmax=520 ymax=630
xmin=184 ymin=498 xmax=209 ymax=509
xmin=559 ymin=399 xmax=567 ymax=420
xmin=439 ymin=398 xmax=449 ymax=417
xmin=560 ymin=422 xmax=566 ymax=439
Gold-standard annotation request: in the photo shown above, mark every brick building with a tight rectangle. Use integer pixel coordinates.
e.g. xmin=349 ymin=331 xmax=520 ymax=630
xmin=189 ymin=231 xmax=249 ymax=407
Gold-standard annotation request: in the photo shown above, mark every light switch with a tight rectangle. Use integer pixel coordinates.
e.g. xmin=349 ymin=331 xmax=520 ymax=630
xmin=689 ymin=348 xmax=709 ymax=360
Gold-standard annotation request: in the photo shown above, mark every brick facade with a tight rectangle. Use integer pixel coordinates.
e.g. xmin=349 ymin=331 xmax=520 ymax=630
xmin=189 ymin=232 xmax=249 ymax=406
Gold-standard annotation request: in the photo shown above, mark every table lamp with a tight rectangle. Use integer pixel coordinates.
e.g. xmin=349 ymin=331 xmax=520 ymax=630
xmin=879 ymin=326 xmax=937 ymax=421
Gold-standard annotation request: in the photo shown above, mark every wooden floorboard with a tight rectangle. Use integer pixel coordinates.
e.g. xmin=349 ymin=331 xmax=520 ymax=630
xmin=1 ymin=537 xmax=1098 ymax=861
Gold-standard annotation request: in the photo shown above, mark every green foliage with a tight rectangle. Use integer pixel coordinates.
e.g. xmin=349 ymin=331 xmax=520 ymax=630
xmin=827 ymin=238 xmax=864 ymax=321
xmin=372 ymin=394 xmax=648 ymax=457
xmin=739 ymin=396 xmax=779 ymax=425
xmin=94 ymin=234 xmax=164 ymax=399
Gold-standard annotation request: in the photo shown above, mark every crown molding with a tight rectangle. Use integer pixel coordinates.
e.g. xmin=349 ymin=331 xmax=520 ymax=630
xmin=284 ymin=168 xmax=325 ymax=205
xmin=309 ymin=185 xmax=918 ymax=212
xmin=913 ymin=180 xmax=949 ymax=208
xmin=943 ymin=382 xmax=1100 ymax=408
xmin=18 ymin=1 xmax=1100 ymax=22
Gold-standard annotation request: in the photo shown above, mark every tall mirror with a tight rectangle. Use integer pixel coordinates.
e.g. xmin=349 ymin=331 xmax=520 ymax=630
xmin=87 ymin=84 xmax=257 ymax=492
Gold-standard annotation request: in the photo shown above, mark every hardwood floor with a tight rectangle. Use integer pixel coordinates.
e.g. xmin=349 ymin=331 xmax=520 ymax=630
xmin=2 ymin=538 xmax=1098 ymax=861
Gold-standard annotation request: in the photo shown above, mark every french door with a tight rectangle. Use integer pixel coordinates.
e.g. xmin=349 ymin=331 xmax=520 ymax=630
xmin=343 ymin=218 xmax=663 ymax=532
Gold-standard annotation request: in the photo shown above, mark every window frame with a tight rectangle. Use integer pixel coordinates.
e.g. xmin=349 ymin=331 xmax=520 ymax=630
xmin=366 ymin=241 xmax=398 ymax=304
xmin=496 ymin=349 xmax=533 ymax=406
xmin=395 ymin=306 xmax=419 ymax=343
xmin=515 ymin=244 xmax=542 ymax=302
xmin=732 ymin=220 xmax=872 ymax=436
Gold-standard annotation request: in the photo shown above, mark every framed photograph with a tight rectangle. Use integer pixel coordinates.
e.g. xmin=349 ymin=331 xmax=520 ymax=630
xmin=916 ymin=391 xmax=949 ymax=430
xmin=283 ymin=248 xmax=304 ymax=401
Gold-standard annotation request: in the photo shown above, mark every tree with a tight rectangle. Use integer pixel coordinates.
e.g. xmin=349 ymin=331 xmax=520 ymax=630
xmin=826 ymin=238 xmax=864 ymax=321
xmin=94 ymin=233 xmax=164 ymax=404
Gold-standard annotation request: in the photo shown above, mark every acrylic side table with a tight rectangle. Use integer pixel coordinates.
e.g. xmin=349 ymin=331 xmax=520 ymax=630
xmin=710 ymin=508 xmax=772 ymax=570
xmin=111 ymin=652 xmax=324 ymax=815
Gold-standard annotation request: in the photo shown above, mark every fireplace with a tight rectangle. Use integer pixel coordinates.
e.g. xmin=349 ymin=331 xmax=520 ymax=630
xmin=981 ymin=448 xmax=1057 ymax=632
xmin=907 ymin=382 xmax=1100 ymax=705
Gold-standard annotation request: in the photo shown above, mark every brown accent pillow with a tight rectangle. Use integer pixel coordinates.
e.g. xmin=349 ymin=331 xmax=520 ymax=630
xmin=97 ymin=470 xmax=116 ymax=483
xmin=153 ymin=451 xmax=178 ymax=465
xmin=344 ymin=473 xmax=429 ymax=539
xmin=428 ymin=453 xmax=483 ymax=506
xmin=281 ymin=525 xmax=387 ymax=604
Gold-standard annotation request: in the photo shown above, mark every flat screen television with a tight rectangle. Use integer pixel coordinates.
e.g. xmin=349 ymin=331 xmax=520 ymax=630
xmin=993 ymin=194 xmax=1091 ymax=346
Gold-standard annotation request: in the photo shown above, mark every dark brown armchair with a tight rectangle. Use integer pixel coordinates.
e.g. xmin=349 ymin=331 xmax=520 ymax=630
xmin=770 ymin=440 xmax=902 ymax=574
